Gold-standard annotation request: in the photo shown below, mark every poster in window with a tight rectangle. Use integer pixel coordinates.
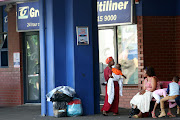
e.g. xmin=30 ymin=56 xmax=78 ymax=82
xmin=13 ymin=52 xmax=20 ymax=68
xmin=118 ymin=25 xmax=138 ymax=84
xmin=76 ymin=26 xmax=89 ymax=45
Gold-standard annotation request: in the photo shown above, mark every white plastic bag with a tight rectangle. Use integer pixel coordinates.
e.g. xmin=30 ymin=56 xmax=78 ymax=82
xmin=46 ymin=86 xmax=76 ymax=101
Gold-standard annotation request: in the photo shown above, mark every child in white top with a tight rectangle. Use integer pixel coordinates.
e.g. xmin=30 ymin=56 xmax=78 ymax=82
xmin=158 ymin=76 xmax=180 ymax=118
xmin=112 ymin=64 xmax=126 ymax=96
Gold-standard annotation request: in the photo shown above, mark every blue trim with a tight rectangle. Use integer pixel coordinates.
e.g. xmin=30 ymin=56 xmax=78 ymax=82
xmin=92 ymin=0 xmax=100 ymax=114
xmin=142 ymin=0 xmax=176 ymax=16
xmin=39 ymin=0 xmax=47 ymax=116
xmin=53 ymin=0 xmax=67 ymax=87
xmin=45 ymin=0 xmax=55 ymax=116
xmin=73 ymin=0 xmax=95 ymax=115
xmin=135 ymin=0 xmax=142 ymax=16
xmin=136 ymin=0 xmax=177 ymax=16
xmin=176 ymin=0 xmax=180 ymax=15
xmin=65 ymin=0 xmax=75 ymax=88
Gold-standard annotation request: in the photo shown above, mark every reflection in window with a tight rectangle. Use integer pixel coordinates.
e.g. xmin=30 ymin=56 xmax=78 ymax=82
xmin=117 ymin=25 xmax=138 ymax=84
xmin=0 ymin=33 xmax=8 ymax=67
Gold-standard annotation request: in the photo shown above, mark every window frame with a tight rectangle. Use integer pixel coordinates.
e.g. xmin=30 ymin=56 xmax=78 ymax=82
xmin=0 ymin=32 xmax=8 ymax=68
xmin=0 ymin=6 xmax=8 ymax=68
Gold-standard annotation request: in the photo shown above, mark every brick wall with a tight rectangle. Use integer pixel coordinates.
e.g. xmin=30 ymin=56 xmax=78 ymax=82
xmin=175 ymin=16 xmax=180 ymax=77
xmin=119 ymin=86 xmax=139 ymax=108
xmin=0 ymin=6 xmax=23 ymax=106
xmin=143 ymin=16 xmax=177 ymax=81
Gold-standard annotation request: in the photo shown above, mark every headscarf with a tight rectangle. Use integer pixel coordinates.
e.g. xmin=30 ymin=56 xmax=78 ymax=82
xmin=105 ymin=57 xmax=113 ymax=64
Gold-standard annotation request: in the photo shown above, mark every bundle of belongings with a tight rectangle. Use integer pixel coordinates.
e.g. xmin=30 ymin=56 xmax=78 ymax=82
xmin=46 ymin=86 xmax=83 ymax=117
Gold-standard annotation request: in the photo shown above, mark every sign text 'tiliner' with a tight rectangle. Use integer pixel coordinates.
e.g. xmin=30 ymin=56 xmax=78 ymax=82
xmin=97 ymin=0 xmax=129 ymax=12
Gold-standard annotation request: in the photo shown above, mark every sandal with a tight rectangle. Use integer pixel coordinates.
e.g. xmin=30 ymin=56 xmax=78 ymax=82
xmin=167 ymin=113 xmax=176 ymax=117
xmin=151 ymin=111 xmax=157 ymax=118
xmin=132 ymin=115 xmax=139 ymax=118
xmin=102 ymin=111 xmax=108 ymax=116
xmin=113 ymin=113 xmax=118 ymax=116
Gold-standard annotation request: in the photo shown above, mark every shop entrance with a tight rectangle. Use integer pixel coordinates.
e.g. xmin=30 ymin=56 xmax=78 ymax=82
xmin=98 ymin=25 xmax=138 ymax=104
xmin=98 ymin=27 xmax=117 ymax=103
xmin=24 ymin=32 xmax=40 ymax=103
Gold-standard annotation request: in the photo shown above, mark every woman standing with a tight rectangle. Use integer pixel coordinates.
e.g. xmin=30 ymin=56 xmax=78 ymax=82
xmin=101 ymin=57 xmax=119 ymax=116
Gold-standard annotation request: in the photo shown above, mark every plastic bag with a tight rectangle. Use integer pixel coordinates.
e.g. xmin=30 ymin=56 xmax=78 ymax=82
xmin=46 ymin=86 xmax=76 ymax=101
xmin=67 ymin=98 xmax=83 ymax=116
xmin=51 ymin=92 xmax=73 ymax=102
xmin=53 ymin=101 xmax=67 ymax=117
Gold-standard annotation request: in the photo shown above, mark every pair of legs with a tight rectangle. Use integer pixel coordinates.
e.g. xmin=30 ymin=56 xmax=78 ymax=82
xmin=152 ymin=92 xmax=162 ymax=118
xmin=101 ymin=82 xmax=119 ymax=116
xmin=152 ymin=102 xmax=158 ymax=118
xmin=159 ymin=95 xmax=179 ymax=117
xmin=153 ymin=103 xmax=176 ymax=118
xmin=132 ymin=105 xmax=143 ymax=118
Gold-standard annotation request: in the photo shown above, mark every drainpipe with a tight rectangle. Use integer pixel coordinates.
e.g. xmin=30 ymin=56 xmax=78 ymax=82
xmin=39 ymin=0 xmax=47 ymax=116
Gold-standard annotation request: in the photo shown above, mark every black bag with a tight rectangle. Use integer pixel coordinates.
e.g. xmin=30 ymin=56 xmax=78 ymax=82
xmin=53 ymin=102 xmax=67 ymax=117
xmin=50 ymin=93 xmax=73 ymax=102
xmin=129 ymin=108 xmax=140 ymax=118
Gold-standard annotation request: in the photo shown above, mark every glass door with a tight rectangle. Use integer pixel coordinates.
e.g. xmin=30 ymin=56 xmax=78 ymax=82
xmin=98 ymin=28 xmax=117 ymax=103
xmin=24 ymin=32 xmax=40 ymax=103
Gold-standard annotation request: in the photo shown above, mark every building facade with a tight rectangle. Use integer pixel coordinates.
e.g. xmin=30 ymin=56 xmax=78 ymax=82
xmin=0 ymin=0 xmax=180 ymax=116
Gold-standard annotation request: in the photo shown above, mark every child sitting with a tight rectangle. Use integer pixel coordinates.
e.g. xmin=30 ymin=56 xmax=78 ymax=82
xmin=151 ymin=88 xmax=167 ymax=118
xmin=112 ymin=64 xmax=126 ymax=96
xmin=158 ymin=76 xmax=180 ymax=118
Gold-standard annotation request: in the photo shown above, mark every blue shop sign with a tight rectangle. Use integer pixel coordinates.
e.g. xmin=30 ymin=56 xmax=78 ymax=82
xmin=97 ymin=0 xmax=133 ymax=26
xmin=17 ymin=2 xmax=39 ymax=32
xmin=3 ymin=6 xmax=8 ymax=32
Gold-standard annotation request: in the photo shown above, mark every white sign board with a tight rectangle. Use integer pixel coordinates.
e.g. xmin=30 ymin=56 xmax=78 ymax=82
xmin=13 ymin=52 xmax=20 ymax=68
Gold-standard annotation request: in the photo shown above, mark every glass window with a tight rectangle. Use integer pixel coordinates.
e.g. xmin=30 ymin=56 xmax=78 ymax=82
xmin=0 ymin=33 xmax=8 ymax=67
xmin=98 ymin=29 xmax=116 ymax=96
xmin=1 ymin=51 xmax=8 ymax=66
xmin=117 ymin=25 xmax=138 ymax=84
xmin=0 ymin=6 xmax=8 ymax=67
xmin=26 ymin=34 xmax=40 ymax=101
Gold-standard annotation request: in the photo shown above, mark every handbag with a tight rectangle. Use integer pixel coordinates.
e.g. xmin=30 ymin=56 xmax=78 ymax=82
xmin=129 ymin=108 xmax=140 ymax=118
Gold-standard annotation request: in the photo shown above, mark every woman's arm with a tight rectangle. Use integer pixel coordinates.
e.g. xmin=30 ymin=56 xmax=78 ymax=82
xmin=149 ymin=77 xmax=157 ymax=92
xmin=140 ymin=81 xmax=146 ymax=95
xmin=143 ymin=80 xmax=146 ymax=90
